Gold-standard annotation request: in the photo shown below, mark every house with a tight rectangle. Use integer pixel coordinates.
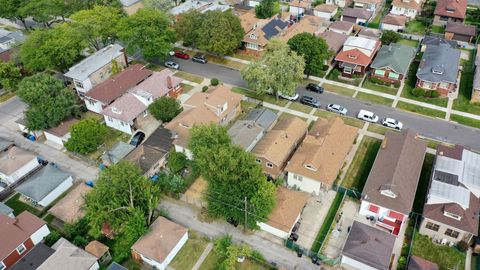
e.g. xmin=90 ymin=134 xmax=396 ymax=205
xmin=85 ymin=241 xmax=111 ymax=266
xmin=0 ymin=137 xmax=13 ymax=152
xmin=0 ymin=211 xmax=50 ymax=270
xmin=0 ymin=203 xmax=13 ymax=218
xmin=43 ymin=118 xmax=79 ymax=148
xmin=285 ymin=117 xmax=358 ymax=195
xmin=0 ymin=146 xmax=39 ymax=186
xmin=228 ymin=108 xmax=278 ymax=151
xmin=0 ymin=29 xmax=25 ymax=54
xmin=390 ymin=0 xmax=423 ymax=19
xmin=326 ymin=0 xmax=351 ymax=8
xmin=433 ymin=0 xmax=467 ymax=26
xmin=335 ymin=36 xmax=381 ymax=76
xmin=9 ymin=244 xmax=55 ymax=270
xmin=169 ymin=0 xmax=210 ymax=15
xmin=242 ymin=15 xmax=289 ymax=51
xmin=131 ymin=217 xmax=188 ymax=270
xmin=358 ymin=27 xmax=382 ymax=40
xmin=314 ymin=4 xmax=338 ymax=20
xmin=318 ymin=31 xmax=349 ymax=62
xmin=472 ymin=46 xmax=480 ymax=103
xmin=408 ymin=256 xmax=439 ymax=270
xmin=37 ymin=238 xmax=99 ymax=270
xmin=120 ymin=0 xmax=144 ymax=15
xmin=419 ymin=144 xmax=480 ymax=244
xmin=252 ymin=116 xmax=308 ymax=179
xmin=416 ymin=43 xmax=461 ymax=96
xmin=84 ymin=64 xmax=153 ymax=113
xmin=444 ymin=21 xmax=476 ymax=43
xmin=101 ymin=141 xmax=135 ymax=166
xmin=421 ymin=35 xmax=458 ymax=52
xmin=359 ymin=130 xmax=427 ymax=236
xmin=353 ymin=0 xmax=382 ymax=12
xmin=289 ymin=0 xmax=312 ymax=17
xmin=341 ymin=221 xmax=395 ymax=270
xmin=278 ymin=15 xmax=324 ymax=42
xmin=370 ymin=43 xmax=416 ymax=83
xmin=258 ymin=187 xmax=308 ymax=239
xmin=107 ymin=262 xmax=127 ymax=270
xmin=64 ymin=44 xmax=127 ymax=96
xmin=102 ymin=69 xmax=182 ymax=134
xmin=48 ymin=183 xmax=91 ymax=224
xmin=166 ymin=86 xmax=242 ymax=159
xmin=328 ymin=20 xmax=355 ymax=35
xmin=15 ymin=164 xmax=73 ymax=207
xmin=341 ymin=7 xmax=373 ymax=25
xmin=381 ymin=14 xmax=407 ymax=32
xmin=124 ymin=127 xmax=173 ymax=177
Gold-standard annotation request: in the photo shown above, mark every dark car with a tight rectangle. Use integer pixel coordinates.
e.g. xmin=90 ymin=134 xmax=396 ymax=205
xmin=306 ymin=83 xmax=324 ymax=93
xmin=130 ymin=131 xmax=145 ymax=147
xmin=174 ymin=51 xmax=190 ymax=59
xmin=300 ymin=95 xmax=321 ymax=108
xmin=192 ymin=54 xmax=207 ymax=64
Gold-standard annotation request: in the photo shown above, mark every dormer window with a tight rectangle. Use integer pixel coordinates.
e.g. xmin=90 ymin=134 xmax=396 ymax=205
xmin=446 ymin=6 xmax=456 ymax=13
xmin=112 ymin=107 xmax=121 ymax=114
xmin=180 ymin=123 xmax=190 ymax=128
xmin=444 ymin=211 xmax=462 ymax=221
xmin=250 ymin=34 xmax=257 ymax=40
xmin=304 ymin=164 xmax=317 ymax=171
xmin=380 ymin=189 xmax=397 ymax=198
xmin=16 ymin=243 xmax=26 ymax=255
xmin=348 ymin=54 xmax=357 ymax=59
xmin=432 ymin=66 xmax=444 ymax=75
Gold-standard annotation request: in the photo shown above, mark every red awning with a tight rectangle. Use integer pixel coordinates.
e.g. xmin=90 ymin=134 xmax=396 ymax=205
xmin=388 ymin=210 xmax=404 ymax=221
xmin=368 ymin=204 xmax=379 ymax=213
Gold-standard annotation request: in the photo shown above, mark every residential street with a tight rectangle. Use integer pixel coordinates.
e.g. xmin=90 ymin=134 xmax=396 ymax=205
xmin=172 ymin=58 xmax=480 ymax=149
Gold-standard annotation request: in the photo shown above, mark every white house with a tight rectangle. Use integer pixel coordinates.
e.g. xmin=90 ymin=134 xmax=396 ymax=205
xmin=290 ymin=0 xmax=311 ymax=17
xmin=132 ymin=217 xmax=188 ymax=270
xmin=381 ymin=14 xmax=407 ymax=32
xmin=390 ymin=0 xmax=423 ymax=19
xmin=326 ymin=0 xmax=350 ymax=8
xmin=0 ymin=29 xmax=25 ymax=52
xmin=0 ymin=146 xmax=39 ymax=185
xmin=43 ymin=118 xmax=79 ymax=148
xmin=314 ymin=4 xmax=338 ymax=20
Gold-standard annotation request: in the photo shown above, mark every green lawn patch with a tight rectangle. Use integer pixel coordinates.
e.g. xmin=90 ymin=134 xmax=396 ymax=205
xmin=367 ymin=124 xmax=391 ymax=135
xmin=430 ymin=25 xmax=445 ymax=33
xmin=174 ymin=71 xmax=204 ymax=84
xmin=278 ymin=112 xmax=308 ymax=121
xmin=362 ymin=79 xmax=398 ymax=95
xmin=237 ymin=259 xmax=271 ymax=270
xmin=314 ymin=110 xmax=365 ymax=128
xmin=322 ymin=83 xmax=355 ymax=97
xmin=86 ymin=127 xmax=130 ymax=161
xmin=356 ymin=92 xmax=394 ymax=106
xmin=452 ymin=49 xmax=480 ymax=115
xmin=368 ymin=12 xmax=382 ymax=28
xmin=413 ymin=153 xmax=434 ymax=213
xmin=289 ymin=102 xmax=315 ymax=114
xmin=397 ymin=38 xmax=419 ymax=48
xmin=0 ymin=92 xmax=15 ymax=103
xmin=5 ymin=193 xmax=41 ymax=216
xmin=199 ymin=250 xmax=220 ymax=270
xmin=146 ymin=63 xmax=165 ymax=71
xmin=342 ymin=136 xmax=381 ymax=191
xmin=170 ymin=231 xmax=209 ymax=270
xmin=181 ymin=83 xmax=194 ymax=93
xmin=450 ymin=114 xmax=480 ymax=129
xmin=327 ymin=69 xmax=363 ymax=86
xmin=405 ymin=20 xmax=427 ymax=34
xmin=311 ymin=192 xmax=343 ymax=253
xmin=396 ymin=101 xmax=446 ymax=118
xmin=231 ymin=87 xmax=288 ymax=106
xmin=412 ymin=231 xmax=465 ymax=270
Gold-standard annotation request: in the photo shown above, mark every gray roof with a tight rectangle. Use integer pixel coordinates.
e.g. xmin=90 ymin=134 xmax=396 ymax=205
xmin=342 ymin=221 xmax=395 ymax=270
xmin=408 ymin=256 xmax=439 ymax=270
xmin=64 ymin=44 xmax=124 ymax=81
xmin=474 ymin=51 xmax=480 ymax=90
xmin=244 ymin=108 xmax=278 ymax=130
xmin=0 ymin=202 xmax=13 ymax=216
xmin=371 ymin=43 xmax=416 ymax=75
xmin=417 ymin=43 xmax=461 ymax=83
xmin=421 ymin=35 xmax=458 ymax=48
xmin=101 ymin=141 xmax=135 ymax=166
xmin=342 ymin=7 xmax=373 ymax=20
xmin=10 ymin=244 xmax=55 ymax=270
xmin=38 ymin=238 xmax=98 ymax=270
xmin=0 ymin=137 xmax=14 ymax=152
xmin=120 ymin=0 xmax=141 ymax=6
xmin=170 ymin=0 xmax=209 ymax=15
xmin=263 ymin=18 xmax=289 ymax=40
xmin=143 ymin=127 xmax=174 ymax=153
xmin=0 ymin=30 xmax=25 ymax=45
xmin=15 ymin=164 xmax=72 ymax=202
xmin=229 ymin=109 xmax=278 ymax=151
xmin=107 ymin=262 xmax=128 ymax=270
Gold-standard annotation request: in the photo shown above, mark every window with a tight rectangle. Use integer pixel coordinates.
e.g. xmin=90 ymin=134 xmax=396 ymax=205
xmin=255 ymin=158 xmax=261 ymax=164
xmin=444 ymin=211 xmax=462 ymax=221
xmin=305 ymin=164 xmax=316 ymax=171
xmin=380 ymin=189 xmax=397 ymax=198
xmin=426 ymin=222 xmax=440 ymax=232
xmin=16 ymin=243 xmax=26 ymax=255
xmin=120 ymin=121 xmax=125 ymax=126
xmin=75 ymin=81 xmax=84 ymax=89
xmin=368 ymin=204 xmax=379 ymax=213
xmin=439 ymin=82 xmax=449 ymax=89
xmin=374 ymin=69 xmax=386 ymax=77
xmin=293 ymin=174 xmax=303 ymax=181
xmin=0 ymin=262 xmax=5 ymax=270
xmin=445 ymin=228 xmax=460 ymax=238
xmin=143 ymin=110 xmax=148 ymax=117
xmin=266 ymin=162 xmax=273 ymax=168
xmin=88 ymin=99 xmax=96 ymax=106
xmin=388 ymin=72 xmax=399 ymax=80
xmin=108 ymin=116 xmax=113 ymax=122
xmin=343 ymin=67 xmax=353 ymax=74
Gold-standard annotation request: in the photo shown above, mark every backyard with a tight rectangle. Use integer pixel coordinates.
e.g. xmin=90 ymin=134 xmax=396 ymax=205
xmin=412 ymin=153 xmax=435 ymax=213
xmin=170 ymin=231 xmax=210 ymax=270
xmin=412 ymin=232 xmax=466 ymax=270
xmin=310 ymin=191 xmax=344 ymax=253
xmin=397 ymin=38 xmax=419 ymax=48
xmin=5 ymin=193 xmax=42 ymax=216
xmin=405 ymin=20 xmax=427 ymax=34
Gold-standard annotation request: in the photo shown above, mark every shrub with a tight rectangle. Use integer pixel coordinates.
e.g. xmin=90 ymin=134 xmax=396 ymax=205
xmin=167 ymin=151 xmax=188 ymax=174
xmin=211 ymin=78 xmax=219 ymax=86
xmin=330 ymin=69 xmax=340 ymax=80
xmin=73 ymin=235 xmax=88 ymax=248
xmin=64 ymin=118 xmax=108 ymax=155
xmin=394 ymin=81 xmax=401 ymax=88
xmin=148 ymin=96 xmax=183 ymax=122
xmin=202 ymin=86 xmax=209 ymax=92
xmin=44 ymin=231 xmax=61 ymax=247
xmin=250 ymin=250 xmax=266 ymax=262
xmin=457 ymin=240 xmax=469 ymax=252
xmin=322 ymin=64 xmax=329 ymax=71
xmin=411 ymin=87 xmax=425 ymax=97
xmin=157 ymin=172 xmax=186 ymax=195
xmin=425 ymin=90 xmax=440 ymax=98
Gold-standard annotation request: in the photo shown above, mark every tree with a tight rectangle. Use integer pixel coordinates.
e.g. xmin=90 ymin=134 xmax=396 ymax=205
xmin=111 ymin=59 xmax=122 ymax=75
xmin=380 ymin=30 xmax=401 ymax=45
xmin=255 ymin=0 xmax=280 ymax=19
xmin=117 ymin=8 xmax=175 ymax=60
xmin=175 ymin=10 xmax=203 ymax=47
xmin=65 ymin=118 xmax=108 ymax=154
xmin=167 ymin=151 xmax=187 ymax=174
xmin=0 ymin=0 xmax=30 ymax=29
xmin=148 ymin=96 xmax=183 ymax=122
xmin=0 ymin=61 xmax=22 ymax=91
xmin=18 ymin=0 xmax=67 ymax=28
xmin=70 ymin=6 xmax=123 ymax=50
xmin=241 ymin=38 xmax=305 ymax=98
xmin=156 ymin=172 xmax=186 ymax=195
xmin=189 ymin=123 xmax=232 ymax=158
xmin=288 ymin=33 xmax=330 ymax=77
xmin=19 ymin=25 xmax=86 ymax=72
xmin=143 ymin=0 xmax=178 ymax=10
xmin=17 ymin=74 xmax=78 ymax=130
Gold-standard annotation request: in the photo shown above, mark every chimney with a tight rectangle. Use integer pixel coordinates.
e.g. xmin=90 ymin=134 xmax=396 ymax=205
xmin=167 ymin=76 xmax=173 ymax=89
xmin=381 ymin=137 xmax=388 ymax=149
xmin=12 ymin=218 xmax=18 ymax=225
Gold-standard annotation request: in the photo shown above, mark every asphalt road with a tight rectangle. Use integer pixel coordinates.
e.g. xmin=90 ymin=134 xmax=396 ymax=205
xmin=172 ymin=58 xmax=480 ymax=149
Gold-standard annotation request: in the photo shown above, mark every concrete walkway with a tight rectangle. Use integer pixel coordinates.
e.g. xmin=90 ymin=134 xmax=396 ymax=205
xmin=192 ymin=243 xmax=214 ymax=270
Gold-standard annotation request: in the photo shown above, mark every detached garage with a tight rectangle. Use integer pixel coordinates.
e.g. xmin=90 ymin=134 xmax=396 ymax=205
xmin=44 ymin=118 xmax=79 ymax=148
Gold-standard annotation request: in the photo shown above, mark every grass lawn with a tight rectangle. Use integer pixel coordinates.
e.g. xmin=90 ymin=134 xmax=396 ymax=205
xmin=362 ymin=79 xmax=398 ymax=95
xmin=322 ymin=83 xmax=355 ymax=97
xmin=405 ymin=20 xmax=427 ymax=34
xmin=314 ymin=110 xmax=365 ymax=128
xmin=367 ymin=124 xmax=392 ymax=135
xmin=342 ymin=136 xmax=381 ymax=191
xmin=430 ymin=25 xmax=445 ymax=33
xmin=311 ymin=191 xmax=343 ymax=253
xmin=397 ymin=38 xmax=419 ymax=48
xmin=289 ymin=102 xmax=314 ymax=114
xmin=174 ymin=71 xmax=204 ymax=84
xmin=146 ymin=63 xmax=165 ymax=71
xmin=327 ymin=69 xmax=363 ymax=86
xmin=181 ymin=83 xmax=194 ymax=93
xmin=199 ymin=250 xmax=220 ymax=270
xmin=396 ymin=101 xmax=446 ymax=119
xmin=450 ymin=114 xmax=480 ymax=129
xmin=237 ymin=259 xmax=271 ymax=270
xmin=278 ymin=112 xmax=308 ymax=121
xmin=170 ymin=231 xmax=209 ymax=270
xmin=5 ymin=193 xmax=42 ymax=216
xmin=206 ymin=55 xmax=246 ymax=70
xmin=452 ymin=50 xmax=480 ymax=115
xmin=413 ymin=154 xmax=434 ymax=213
xmin=368 ymin=12 xmax=382 ymax=28
xmin=231 ymin=87 xmax=288 ymax=106
xmin=0 ymin=91 xmax=15 ymax=103
xmin=412 ymin=232 xmax=465 ymax=270
xmin=356 ymin=92 xmax=394 ymax=106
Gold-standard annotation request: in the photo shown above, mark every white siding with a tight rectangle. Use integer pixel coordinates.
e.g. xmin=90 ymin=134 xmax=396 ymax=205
xmin=248 ymin=0 xmax=260 ymax=6
xmin=88 ymin=262 xmax=100 ymax=270
xmin=85 ymin=99 xmax=104 ymax=113
xmin=140 ymin=232 xmax=188 ymax=270
xmin=104 ymin=115 xmax=133 ymax=134
xmin=17 ymin=123 xmax=43 ymax=138
xmin=74 ymin=78 xmax=93 ymax=95
xmin=0 ymin=157 xmax=39 ymax=185
xmin=38 ymin=176 xmax=73 ymax=207
xmin=341 ymin=255 xmax=379 ymax=270
xmin=314 ymin=10 xmax=334 ymax=19
xmin=381 ymin=23 xmax=402 ymax=32
xmin=258 ymin=222 xmax=290 ymax=239
xmin=30 ymin=224 xmax=50 ymax=245
xmin=286 ymin=172 xmax=322 ymax=195
xmin=290 ymin=7 xmax=305 ymax=16
xmin=44 ymin=132 xmax=66 ymax=147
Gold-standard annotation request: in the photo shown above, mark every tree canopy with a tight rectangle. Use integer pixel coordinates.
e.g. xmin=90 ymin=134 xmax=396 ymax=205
xmin=288 ymin=33 xmax=330 ymax=77
xmin=0 ymin=61 xmax=22 ymax=91
xmin=255 ymin=0 xmax=280 ymax=19
xmin=143 ymin=0 xmax=179 ymax=10
xmin=65 ymin=118 xmax=108 ymax=154
xmin=0 ymin=0 xmax=30 ymax=29
xmin=18 ymin=0 xmax=67 ymax=28
xmin=148 ymin=96 xmax=183 ymax=122
xmin=380 ymin=30 xmax=401 ymax=45
xmin=175 ymin=10 xmax=204 ymax=48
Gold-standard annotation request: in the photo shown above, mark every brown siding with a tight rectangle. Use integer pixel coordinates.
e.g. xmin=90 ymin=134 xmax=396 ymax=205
xmin=3 ymin=238 xmax=34 ymax=269
xmin=415 ymin=79 xmax=456 ymax=96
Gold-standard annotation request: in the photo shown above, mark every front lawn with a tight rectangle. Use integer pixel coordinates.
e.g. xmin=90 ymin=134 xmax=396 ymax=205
xmin=412 ymin=232 xmax=465 ymax=270
xmin=405 ymin=20 xmax=427 ymax=34
xmin=396 ymin=101 xmax=446 ymax=119
xmin=231 ymin=87 xmax=289 ymax=106
xmin=170 ymin=231 xmax=210 ymax=270
xmin=327 ymin=69 xmax=363 ymax=86
xmin=450 ymin=114 xmax=480 ymax=129
xmin=5 ymin=193 xmax=42 ymax=216
xmin=397 ymin=38 xmax=419 ymax=48
xmin=174 ymin=71 xmax=204 ymax=84
xmin=322 ymin=83 xmax=355 ymax=97
xmin=181 ymin=83 xmax=194 ymax=93
xmin=289 ymin=102 xmax=314 ymax=114
xmin=452 ymin=49 xmax=480 ymax=115
xmin=356 ymin=92 xmax=394 ymax=106
xmin=362 ymin=79 xmax=398 ymax=95
xmin=314 ymin=110 xmax=365 ymax=128
xmin=412 ymin=153 xmax=434 ymax=213
xmin=367 ymin=124 xmax=392 ymax=135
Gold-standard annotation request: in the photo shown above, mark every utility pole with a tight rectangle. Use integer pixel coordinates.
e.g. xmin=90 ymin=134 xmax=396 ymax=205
xmin=244 ymin=196 xmax=248 ymax=233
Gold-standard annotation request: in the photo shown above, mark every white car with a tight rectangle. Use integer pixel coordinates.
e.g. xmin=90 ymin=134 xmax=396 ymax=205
xmin=279 ymin=92 xmax=299 ymax=101
xmin=164 ymin=61 xmax=179 ymax=70
xmin=357 ymin=109 xmax=379 ymax=123
xmin=382 ymin=118 xmax=403 ymax=130
xmin=327 ymin=104 xmax=348 ymax=115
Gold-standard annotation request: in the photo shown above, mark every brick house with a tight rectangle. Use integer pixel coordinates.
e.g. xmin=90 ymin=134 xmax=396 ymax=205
xmin=335 ymin=36 xmax=381 ymax=76
xmin=370 ymin=43 xmax=416 ymax=83
xmin=433 ymin=0 xmax=467 ymax=26
xmin=444 ymin=21 xmax=477 ymax=43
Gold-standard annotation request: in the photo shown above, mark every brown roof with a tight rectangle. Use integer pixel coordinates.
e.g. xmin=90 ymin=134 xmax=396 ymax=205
xmin=445 ymin=21 xmax=477 ymax=36
xmin=48 ymin=184 xmax=91 ymax=224
xmin=85 ymin=64 xmax=152 ymax=104
xmin=342 ymin=7 xmax=373 ymax=20
xmin=382 ymin=14 xmax=407 ymax=26
xmin=285 ymin=117 xmax=358 ymax=187
xmin=355 ymin=0 xmax=381 ymax=4
xmin=436 ymin=144 xmax=464 ymax=160
xmin=290 ymin=0 xmax=312 ymax=8
xmin=85 ymin=240 xmax=109 ymax=258
xmin=315 ymin=4 xmax=338 ymax=12
xmin=252 ymin=116 xmax=308 ymax=166
xmin=0 ymin=146 xmax=37 ymax=176
xmin=408 ymin=256 xmax=439 ymax=270
xmin=239 ymin=9 xmax=264 ymax=33
xmin=45 ymin=118 xmax=79 ymax=137
xmin=0 ymin=211 xmax=46 ymax=261
xmin=329 ymin=21 xmax=355 ymax=32
xmin=124 ymin=145 xmax=167 ymax=175
xmin=266 ymin=187 xmax=308 ymax=232
xmin=319 ymin=30 xmax=349 ymax=52
xmin=101 ymin=93 xmax=147 ymax=123
xmin=133 ymin=69 xmax=183 ymax=99
xmin=279 ymin=15 xmax=323 ymax=41
xmin=434 ymin=0 xmax=467 ymax=19
xmin=392 ymin=0 xmax=422 ymax=10
xmin=359 ymin=27 xmax=382 ymax=39
xmin=362 ymin=130 xmax=427 ymax=215
xmin=131 ymin=217 xmax=187 ymax=263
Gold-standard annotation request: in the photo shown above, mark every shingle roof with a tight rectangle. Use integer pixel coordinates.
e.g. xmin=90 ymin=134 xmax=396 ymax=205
xmin=392 ymin=0 xmax=422 ymax=10
xmin=124 ymin=145 xmax=167 ymax=175
xmin=132 ymin=69 xmax=182 ymax=99
xmin=358 ymin=28 xmax=382 ymax=39
xmin=85 ymin=240 xmax=109 ymax=258
xmin=408 ymin=256 xmax=439 ymax=270
xmin=342 ymin=7 xmax=373 ymax=20
xmin=422 ymin=35 xmax=458 ymax=48
xmin=265 ymin=187 xmax=308 ymax=232
xmin=229 ymin=109 xmax=278 ymax=151
xmin=318 ymin=31 xmax=349 ymax=53
xmin=101 ymin=93 xmax=147 ymax=123
xmin=315 ymin=4 xmax=337 ymax=12
xmin=417 ymin=43 xmax=461 ymax=84
xmin=474 ymin=46 xmax=480 ymax=90
xmin=445 ymin=21 xmax=477 ymax=36
xmin=101 ymin=141 xmax=135 ymax=166
xmin=9 ymin=243 xmax=55 ymax=270
xmin=382 ymin=14 xmax=407 ymax=26
xmin=38 ymin=238 xmax=98 ymax=270
xmin=329 ymin=21 xmax=355 ymax=32
xmin=45 ymin=118 xmax=79 ymax=137
xmin=371 ymin=43 xmax=416 ymax=75
xmin=48 ymin=184 xmax=91 ymax=224
xmin=0 ymin=146 xmax=37 ymax=176
xmin=244 ymin=108 xmax=278 ymax=130
xmin=0 ymin=203 xmax=13 ymax=216
xmin=107 ymin=262 xmax=128 ymax=270
xmin=263 ymin=18 xmax=289 ymax=40
xmin=434 ymin=0 xmax=467 ymax=19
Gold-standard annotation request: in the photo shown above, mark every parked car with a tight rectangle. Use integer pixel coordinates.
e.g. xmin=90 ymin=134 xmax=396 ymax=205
xmin=326 ymin=103 xmax=348 ymax=115
xmin=130 ymin=131 xmax=145 ymax=147
xmin=279 ymin=92 xmax=299 ymax=101
xmin=306 ymin=83 xmax=324 ymax=93
xmin=192 ymin=54 xmax=207 ymax=64
xmin=164 ymin=61 xmax=179 ymax=70
xmin=300 ymin=95 xmax=321 ymax=108
xmin=382 ymin=117 xmax=403 ymax=130
xmin=357 ymin=109 xmax=379 ymax=123
xmin=174 ymin=50 xmax=189 ymax=59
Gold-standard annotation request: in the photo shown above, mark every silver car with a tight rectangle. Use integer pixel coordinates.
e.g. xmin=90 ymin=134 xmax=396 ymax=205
xmin=327 ymin=103 xmax=348 ymax=115
xmin=164 ymin=61 xmax=179 ymax=70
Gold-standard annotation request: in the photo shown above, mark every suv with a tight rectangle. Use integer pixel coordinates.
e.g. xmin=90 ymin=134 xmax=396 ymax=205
xmin=357 ymin=109 xmax=379 ymax=123
xmin=306 ymin=83 xmax=324 ymax=93
xmin=300 ymin=95 xmax=321 ymax=108
xmin=192 ymin=54 xmax=207 ymax=64
xmin=130 ymin=131 xmax=145 ymax=147
xmin=174 ymin=51 xmax=189 ymax=59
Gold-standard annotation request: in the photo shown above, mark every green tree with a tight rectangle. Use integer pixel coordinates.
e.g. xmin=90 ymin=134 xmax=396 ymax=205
xmin=148 ymin=96 xmax=183 ymax=122
xmin=156 ymin=172 xmax=186 ymax=195
xmin=65 ymin=118 xmax=108 ymax=154
xmin=174 ymin=10 xmax=203 ymax=47
xmin=143 ymin=0 xmax=178 ymax=10
xmin=0 ymin=61 xmax=22 ymax=91
xmin=288 ymin=33 xmax=330 ymax=77
xmin=17 ymin=74 xmax=78 ymax=130
xmin=117 ymin=8 xmax=175 ymax=60
xmin=380 ymin=30 xmax=401 ymax=45
xmin=255 ymin=0 xmax=280 ymax=19
xmin=110 ymin=59 xmax=122 ymax=75
xmin=241 ymin=38 xmax=305 ymax=98
xmin=189 ymin=123 xmax=232 ymax=158
xmin=18 ymin=0 xmax=67 ymax=28
xmin=0 ymin=0 xmax=29 ymax=29
xmin=167 ymin=151 xmax=187 ymax=174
